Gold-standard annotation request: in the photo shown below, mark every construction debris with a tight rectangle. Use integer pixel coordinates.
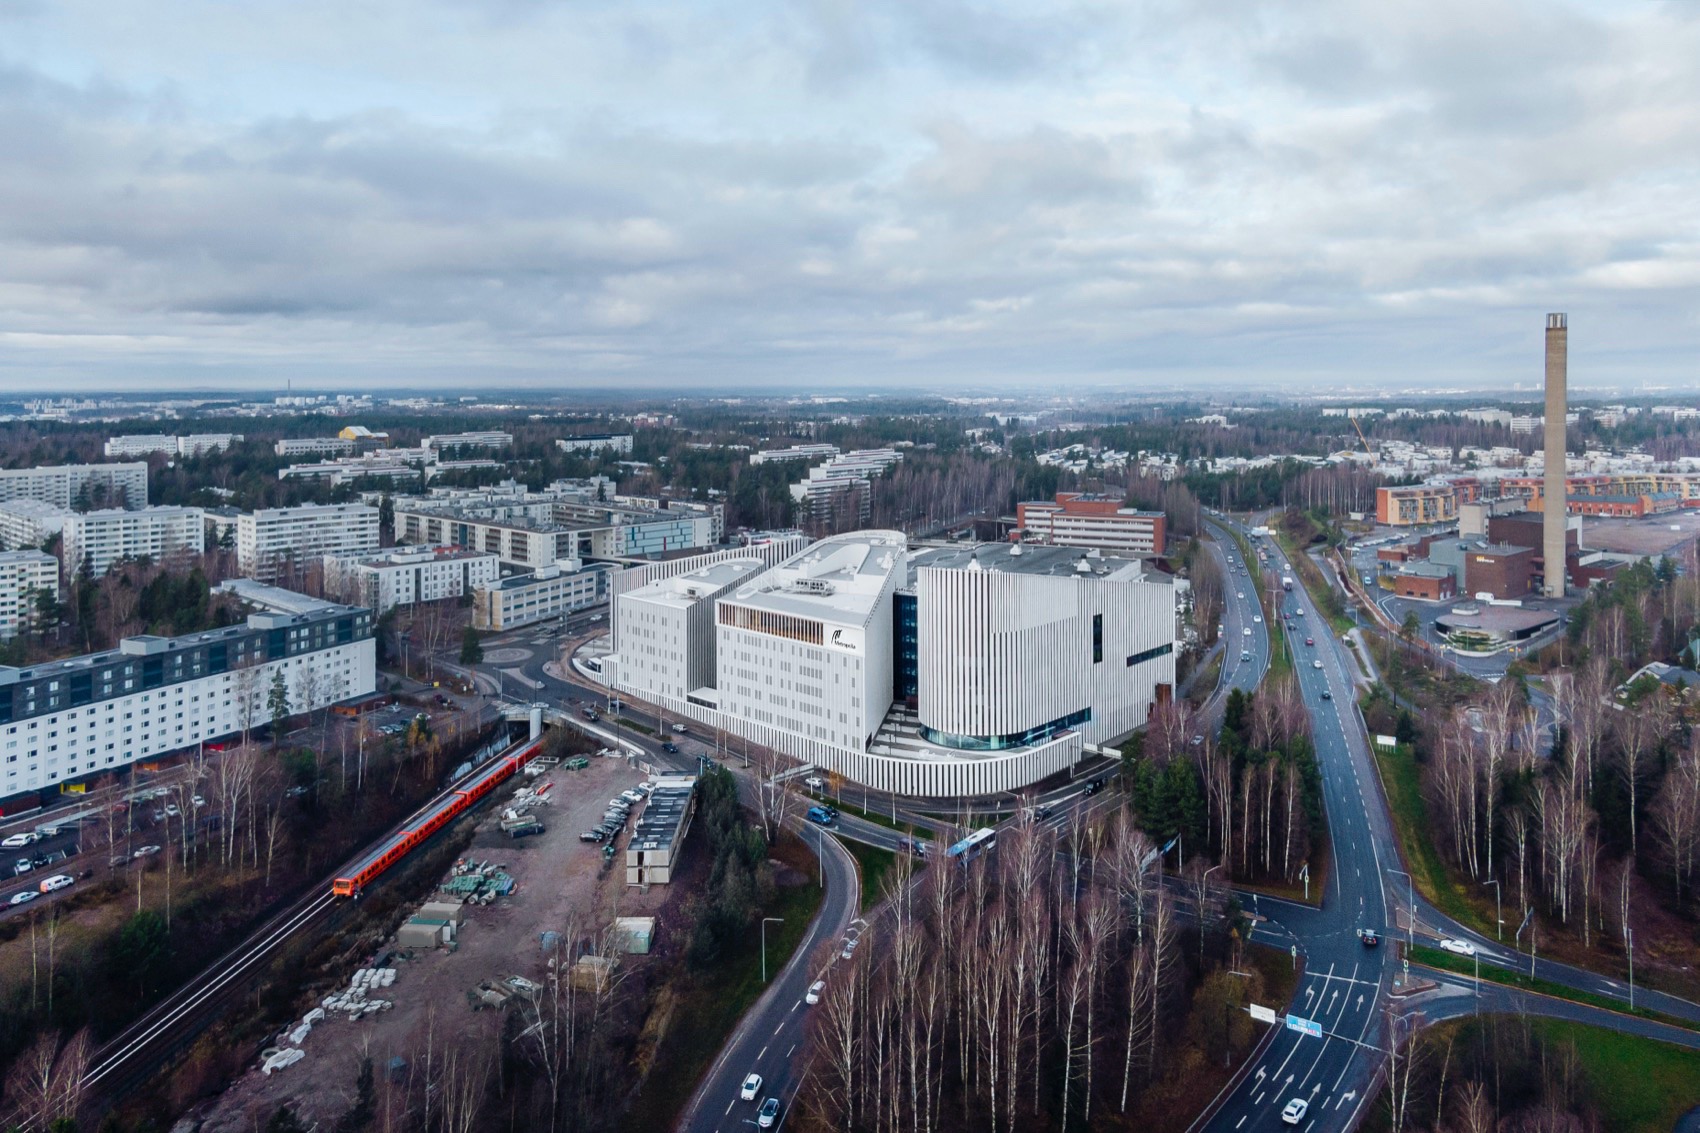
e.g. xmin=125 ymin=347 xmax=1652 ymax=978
xmin=260 ymin=1048 xmax=306 ymax=1075
xmin=320 ymin=968 xmax=397 ymax=1019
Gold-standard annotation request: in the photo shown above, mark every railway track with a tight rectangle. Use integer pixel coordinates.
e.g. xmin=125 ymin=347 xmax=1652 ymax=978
xmin=77 ymin=733 xmax=539 ymax=1112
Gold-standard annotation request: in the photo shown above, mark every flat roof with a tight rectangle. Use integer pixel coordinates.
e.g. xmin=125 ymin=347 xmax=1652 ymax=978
xmin=725 ymin=531 xmax=906 ymax=624
xmin=1580 ymin=512 xmax=1700 ymax=557
xmin=910 ymin=542 xmax=1148 ymax=581
xmin=624 ymin=558 xmax=763 ymax=608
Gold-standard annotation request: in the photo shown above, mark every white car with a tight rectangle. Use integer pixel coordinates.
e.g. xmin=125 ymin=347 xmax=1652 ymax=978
xmin=804 ymin=776 xmax=825 ymax=790
xmin=806 ymin=980 xmax=825 ymax=1005
xmin=38 ymin=874 xmax=73 ymax=893
xmin=1 ymin=833 xmax=36 ymax=849
xmin=1282 ymin=1097 xmax=1309 ymax=1125
xmin=1253 ymin=615 xmax=1263 ymax=624
xmin=132 ymin=845 xmax=161 ymax=858
xmin=9 ymin=889 xmax=40 ymax=905
xmin=1438 ymin=938 xmax=1477 ymax=957
xmin=740 ymin=1073 xmax=763 ymax=1101
xmin=1312 ymin=659 xmax=1323 ymax=669
xmin=1243 ymin=627 xmax=1253 ymax=637
xmin=1236 ymin=592 xmax=1245 ymax=599
xmin=1295 ymin=608 xmax=1305 ymax=617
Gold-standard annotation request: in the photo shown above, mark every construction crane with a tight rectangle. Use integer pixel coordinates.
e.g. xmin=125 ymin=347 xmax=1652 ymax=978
xmin=1349 ymin=411 xmax=1374 ymax=457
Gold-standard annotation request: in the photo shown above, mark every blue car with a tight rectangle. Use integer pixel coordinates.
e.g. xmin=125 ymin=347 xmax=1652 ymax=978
xmin=758 ymin=1097 xmax=780 ymax=1128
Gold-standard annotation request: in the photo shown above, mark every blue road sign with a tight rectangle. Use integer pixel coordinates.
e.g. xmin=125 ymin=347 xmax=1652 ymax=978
xmin=1285 ymin=1014 xmax=1324 ymax=1039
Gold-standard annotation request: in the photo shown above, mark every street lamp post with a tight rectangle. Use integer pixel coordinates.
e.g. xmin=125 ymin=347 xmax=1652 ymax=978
xmin=1628 ymin=927 xmax=1635 ymax=1011
xmin=761 ymin=917 xmax=785 ymax=983
xmin=1483 ymin=879 xmax=1502 ymax=941
xmin=1200 ymin=863 xmax=1222 ymax=964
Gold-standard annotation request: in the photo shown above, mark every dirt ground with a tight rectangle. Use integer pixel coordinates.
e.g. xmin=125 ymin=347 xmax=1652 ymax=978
xmin=188 ymin=750 xmax=672 ymax=1133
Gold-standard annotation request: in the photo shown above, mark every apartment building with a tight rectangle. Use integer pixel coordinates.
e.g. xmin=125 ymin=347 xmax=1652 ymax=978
xmin=0 ymin=601 xmax=374 ymax=797
xmin=324 ymin=545 xmax=500 ymax=614
xmin=472 ymin=561 xmax=613 ymax=631
xmin=748 ymin=443 xmax=839 ymax=466
xmin=275 ymin=437 xmax=356 ymax=460
xmin=0 ymin=551 xmax=58 ymax=640
xmin=789 ymin=450 xmax=903 ymax=525
xmin=62 ymin=506 xmax=205 ymax=576
xmin=0 ymin=501 xmax=72 ymax=552
xmin=1375 ymin=484 xmax=1460 ymax=527
xmin=237 ymin=503 xmax=381 ymax=583
xmin=422 ymin=431 xmax=512 ymax=452
xmin=0 ymin=463 xmax=148 ymax=509
xmin=103 ymin=434 xmax=241 ymax=459
xmin=1015 ymin=492 xmax=1166 ymax=556
xmin=556 ymin=434 xmax=633 ymax=455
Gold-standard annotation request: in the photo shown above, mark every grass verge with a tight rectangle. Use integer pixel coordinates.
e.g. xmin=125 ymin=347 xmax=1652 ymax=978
xmin=1530 ymin=1019 xmax=1700 ymax=1133
xmin=616 ymin=717 xmax=654 ymax=735
xmin=843 ymin=840 xmax=898 ymax=912
xmin=1406 ymin=944 xmax=1700 ymax=1033
xmin=1369 ymin=738 xmax=1480 ymax=927
xmin=624 ymin=834 xmax=825 ymax=1129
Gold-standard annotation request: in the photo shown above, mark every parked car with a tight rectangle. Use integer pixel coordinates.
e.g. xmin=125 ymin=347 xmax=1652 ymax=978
xmin=805 ymin=980 xmax=825 ymax=1005
xmin=38 ymin=874 xmax=73 ymax=893
xmin=1439 ymin=939 xmax=1476 ymax=956
xmin=620 ymin=790 xmax=644 ymax=805
xmin=579 ymin=830 xmax=606 ymax=843
xmin=2 ymin=832 xmax=38 ymax=849
xmin=132 ymin=845 xmax=161 ymax=859
xmin=14 ymin=859 xmax=33 ymax=875
xmin=803 ymin=776 xmax=825 ymax=790
xmin=740 ymin=1074 xmax=763 ymax=1102
xmin=671 ymin=723 xmax=687 ymax=734
xmin=9 ymin=890 xmax=39 ymax=906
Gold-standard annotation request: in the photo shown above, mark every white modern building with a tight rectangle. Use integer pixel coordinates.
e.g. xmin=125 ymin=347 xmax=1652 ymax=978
xmin=790 ymin=449 xmax=903 ymax=525
xmin=62 ymin=506 xmax=206 ymax=576
xmin=0 ymin=500 xmax=73 ymax=552
xmin=236 ymin=503 xmax=381 ymax=583
xmin=0 ymin=463 xmax=149 ymax=509
xmin=606 ymin=535 xmax=1178 ymax=797
xmin=616 ymin=556 xmax=770 ymax=705
xmin=324 ymin=545 xmax=500 ymax=614
xmin=0 ymin=551 xmax=58 ymax=640
xmin=0 ymin=600 xmax=375 ymax=797
xmin=472 ymin=561 xmax=614 ymax=631
xmin=556 ymin=434 xmax=633 ymax=455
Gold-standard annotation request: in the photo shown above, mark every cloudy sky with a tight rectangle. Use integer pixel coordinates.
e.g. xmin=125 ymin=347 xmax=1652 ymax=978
xmin=1 ymin=0 xmax=1696 ymax=394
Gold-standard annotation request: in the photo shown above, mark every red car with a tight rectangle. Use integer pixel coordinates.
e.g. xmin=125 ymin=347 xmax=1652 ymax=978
xmin=1305 ymin=637 xmax=1314 ymax=646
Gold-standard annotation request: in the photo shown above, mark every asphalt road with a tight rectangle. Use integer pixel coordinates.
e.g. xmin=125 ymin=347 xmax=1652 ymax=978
xmin=1198 ymin=519 xmax=1394 ymax=1133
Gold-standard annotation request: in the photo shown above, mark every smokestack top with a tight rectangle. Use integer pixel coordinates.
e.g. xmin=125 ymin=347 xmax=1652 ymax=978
xmin=1548 ymin=312 xmax=1567 ymax=331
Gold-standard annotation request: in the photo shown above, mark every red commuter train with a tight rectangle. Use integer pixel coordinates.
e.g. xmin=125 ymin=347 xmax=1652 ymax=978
xmin=332 ymin=737 xmax=544 ymax=897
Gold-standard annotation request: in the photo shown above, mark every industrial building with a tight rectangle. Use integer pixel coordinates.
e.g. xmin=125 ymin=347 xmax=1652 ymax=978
xmin=0 ymin=599 xmax=374 ymax=797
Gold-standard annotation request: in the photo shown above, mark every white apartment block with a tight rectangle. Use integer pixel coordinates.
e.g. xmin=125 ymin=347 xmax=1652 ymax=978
xmin=103 ymin=434 xmax=177 ymax=458
xmin=0 ymin=602 xmax=374 ymax=796
xmin=0 ymin=463 xmax=148 ymax=509
xmin=324 ymin=545 xmax=500 ymax=614
xmin=0 ymin=551 xmax=58 ymax=640
xmin=275 ymin=437 xmax=355 ymax=460
xmin=396 ymin=506 xmax=579 ymax=571
xmin=103 ymin=434 xmax=241 ymax=459
xmin=556 ymin=434 xmax=633 ymax=455
xmin=472 ymin=561 xmax=613 ymax=631
xmin=62 ymin=506 xmax=206 ymax=576
xmin=422 ymin=431 xmax=512 ymax=451
xmin=237 ymin=503 xmax=381 ymax=583
xmin=748 ymin=444 xmax=839 ymax=465
xmin=0 ymin=501 xmax=72 ymax=552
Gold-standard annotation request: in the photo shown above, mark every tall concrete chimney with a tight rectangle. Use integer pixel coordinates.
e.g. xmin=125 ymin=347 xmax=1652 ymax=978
xmin=1543 ymin=313 xmax=1568 ymax=597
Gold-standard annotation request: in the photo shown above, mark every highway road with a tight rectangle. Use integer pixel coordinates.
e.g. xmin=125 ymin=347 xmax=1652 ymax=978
xmin=1203 ymin=516 xmax=1271 ymax=723
xmin=1193 ymin=519 xmax=1394 ymax=1133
